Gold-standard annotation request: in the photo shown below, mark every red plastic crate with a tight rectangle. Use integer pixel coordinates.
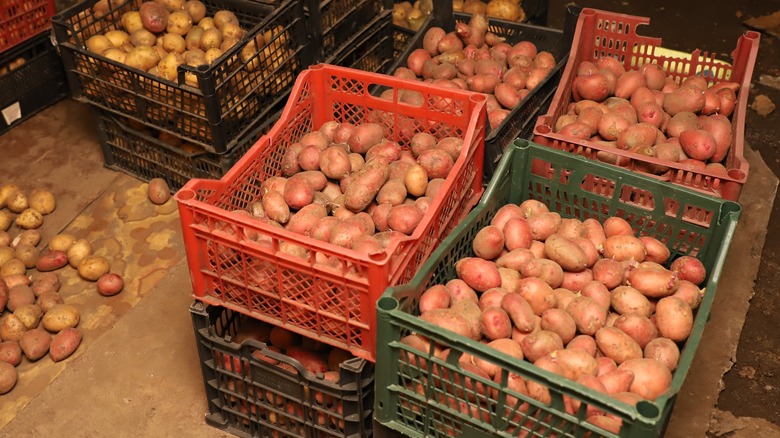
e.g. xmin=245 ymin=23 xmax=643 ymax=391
xmin=0 ymin=0 xmax=55 ymax=53
xmin=174 ymin=64 xmax=487 ymax=362
xmin=533 ymin=8 xmax=760 ymax=201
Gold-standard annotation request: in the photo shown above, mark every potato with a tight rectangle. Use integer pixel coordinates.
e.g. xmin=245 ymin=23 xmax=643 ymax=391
xmin=643 ymin=337 xmax=680 ymax=372
xmin=213 ymin=10 xmax=239 ymax=29
xmin=556 ymin=348 xmax=599 ymax=380
xmin=145 ymin=177 xmax=172 ymax=205
xmin=77 ymin=255 xmax=111 ymax=282
xmin=618 ymin=358 xmax=673 ymax=401
xmin=610 ymin=285 xmax=652 ymax=317
xmin=3 ymin=274 xmax=28 ymax=290
xmin=478 ymin=338 xmax=523 ymax=378
xmin=538 ymin=308 xmax=575 ymax=344
xmin=36 ymin=291 xmax=64 ymax=313
xmin=1 ymin=258 xmax=26 ymax=277
xmin=125 ymin=45 xmax=161 ymax=71
xmin=49 ymin=328 xmax=82 ymax=362
xmin=49 ymin=234 xmax=77 ymax=253
xmin=455 ymin=257 xmax=501 ymax=292
xmin=347 ymin=123 xmax=384 ymax=154
xmin=97 ymin=273 xmax=124 ymax=297
xmin=669 ymin=255 xmax=707 ymax=285
xmin=595 ymin=326 xmax=643 ymax=365
xmin=420 ymin=308 xmax=478 ymax=340
xmin=14 ymin=208 xmax=42 ymax=230
xmin=627 ymin=265 xmax=678 ymax=298
xmin=0 ymin=362 xmax=17 ymax=394
xmin=184 ymin=0 xmax=206 ymax=22
xmin=23 ymin=189 xmax=56 ymax=216
xmin=446 ymin=279 xmax=478 ymax=304
xmin=33 ymin=250 xmax=67 ymax=272
xmin=480 ymin=306 xmax=512 ymax=340
xmin=543 ymin=234 xmax=588 ymax=272
xmin=418 ymin=285 xmax=451 ymax=314
xmin=520 ymin=330 xmax=564 ymax=363
xmin=663 ymin=85 xmax=705 ymax=116
xmin=612 ymin=313 xmax=657 ymax=349
xmin=566 ymin=296 xmax=607 ymax=336
xmin=0 ymin=247 xmax=14 ymax=269
xmin=14 ymin=303 xmax=42 ymax=330
xmin=5 ymin=190 xmax=28 ymax=214
xmin=14 ymin=244 xmax=38 ymax=269
xmin=29 ymin=269 xmax=58 ymax=293
xmin=0 ymin=212 xmax=11 ymax=232
xmin=121 ymin=10 xmax=144 ymax=33
xmin=0 ymin=314 xmax=27 ymax=341
xmin=519 ymin=257 xmax=564 ymax=289
xmin=284 ymin=346 xmax=328 ymax=374
xmin=42 ymin=304 xmax=80 ymax=333
xmin=654 ymin=296 xmax=693 ymax=342
xmin=344 ymin=161 xmax=389 ymax=212
xmin=139 ymin=1 xmax=169 ymax=33
xmin=516 ymin=277 xmax=556 ymax=315
xmin=158 ymin=0 xmax=185 ymax=11
xmin=471 ymin=225 xmax=504 ymax=261
xmin=86 ymin=35 xmax=113 ymax=55
xmin=0 ymin=341 xmax=22 ymax=366
xmin=566 ymin=334 xmax=598 ymax=357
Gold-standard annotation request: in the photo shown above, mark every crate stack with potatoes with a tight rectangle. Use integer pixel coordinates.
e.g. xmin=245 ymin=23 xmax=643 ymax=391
xmin=50 ymin=0 xmax=318 ymax=192
xmin=370 ymin=7 xmax=758 ymax=438
xmin=173 ymin=62 xmax=492 ymax=437
xmin=0 ymin=0 xmax=68 ymax=134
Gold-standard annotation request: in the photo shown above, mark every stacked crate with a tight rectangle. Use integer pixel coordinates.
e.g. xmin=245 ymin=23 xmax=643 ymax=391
xmin=0 ymin=0 xmax=67 ymax=134
xmin=51 ymin=0 xmax=317 ymax=190
xmin=175 ymin=63 xmax=489 ymax=435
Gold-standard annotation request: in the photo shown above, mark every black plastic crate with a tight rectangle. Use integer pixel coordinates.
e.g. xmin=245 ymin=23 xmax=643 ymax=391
xmin=97 ymin=102 xmax=283 ymax=192
xmin=314 ymin=0 xmax=392 ymax=61
xmin=190 ymin=301 xmax=375 ymax=438
xmin=387 ymin=5 xmax=580 ymax=185
xmin=0 ymin=32 xmax=68 ymax=135
xmin=52 ymin=0 xmax=314 ymax=154
xmin=327 ymin=10 xmax=394 ymax=74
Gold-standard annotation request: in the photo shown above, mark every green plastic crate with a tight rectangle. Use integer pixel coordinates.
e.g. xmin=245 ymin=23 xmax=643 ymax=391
xmin=374 ymin=139 xmax=741 ymax=437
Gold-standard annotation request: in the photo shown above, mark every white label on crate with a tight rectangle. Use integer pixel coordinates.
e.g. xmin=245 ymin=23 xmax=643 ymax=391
xmin=2 ymin=102 xmax=22 ymax=126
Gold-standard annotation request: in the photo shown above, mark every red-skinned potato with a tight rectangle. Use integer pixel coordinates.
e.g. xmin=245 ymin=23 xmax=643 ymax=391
xmin=97 ymin=273 xmax=124 ymax=296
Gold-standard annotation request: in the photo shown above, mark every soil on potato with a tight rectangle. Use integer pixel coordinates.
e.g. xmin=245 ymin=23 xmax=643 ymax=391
xmin=546 ymin=0 xmax=780 ymax=428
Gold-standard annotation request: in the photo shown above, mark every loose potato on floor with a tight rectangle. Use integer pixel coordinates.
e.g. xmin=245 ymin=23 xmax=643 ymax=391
xmin=28 ymin=190 xmax=56 ymax=215
xmin=20 ymin=328 xmax=51 ymax=361
xmin=35 ymin=250 xmax=68 ymax=272
xmin=78 ymin=255 xmax=111 ymax=281
xmin=13 ymin=229 xmax=41 ymax=248
xmin=0 ymin=341 xmax=22 ymax=366
xmin=36 ymin=291 xmax=64 ymax=313
xmin=148 ymin=178 xmax=171 ymax=204
xmin=42 ymin=304 xmax=80 ymax=333
xmin=49 ymin=328 xmax=83 ymax=362
xmin=15 ymin=209 xmax=43 ymax=230
xmin=14 ymin=304 xmax=43 ymax=330
xmin=15 ymin=244 xmax=39 ymax=269
xmin=0 ymin=211 xmax=12 ymax=231
xmin=67 ymin=239 xmax=93 ymax=268
xmin=0 ymin=362 xmax=17 ymax=394
xmin=97 ymin=273 xmax=124 ymax=296
xmin=0 ymin=314 xmax=27 ymax=341
xmin=49 ymin=233 xmax=77 ymax=252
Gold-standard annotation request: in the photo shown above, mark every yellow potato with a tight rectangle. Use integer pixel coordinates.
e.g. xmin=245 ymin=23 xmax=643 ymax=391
xmin=213 ymin=10 xmax=239 ymax=30
xmin=404 ymin=164 xmax=428 ymax=197
xmin=125 ymin=46 xmax=161 ymax=72
xmin=103 ymin=30 xmax=130 ymax=49
xmin=14 ymin=244 xmax=39 ymax=269
xmin=1 ymin=258 xmax=26 ymax=277
xmin=86 ymin=35 xmax=113 ymax=54
xmin=15 ymin=209 xmax=43 ymax=230
xmin=0 ymin=184 xmax=21 ymax=208
xmin=121 ymin=11 xmax=144 ymax=33
xmin=0 ymin=211 xmax=12 ymax=231
xmin=12 ymin=229 xmax=41 ymax=248
xmin=157 ymin=52 xmax=185 ymax=81
xmin=167 ymin=11 xmax=193 ymax=36
xmin=77 ymin=255 xmax=111 ymax=281
xmin=0 ymin=247 xmax=14 ymax=266
xmin=199 ymin=27 xmax=222 ymax=51
xmin=42 ymin=304 xmax=80 ymax=333
xmin=49 ymin=233 xmax=77 ymax=252
xmin=162 ymin=33 xmax=186 ymax=54
xmin=67 ymin=239 xmax=93 ymax=268
xmin=5 ymin=191 xmax=28 ymax=213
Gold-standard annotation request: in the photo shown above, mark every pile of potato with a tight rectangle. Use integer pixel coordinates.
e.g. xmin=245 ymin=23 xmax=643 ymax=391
xmin=217 ymin=318 xmax=357 ymax=432
xmin=82 ymin=0 xmax=282 ymax=88
xmin=0 ymin=184 xmax=124 ymax=396
xmin=236 ymin=121 xmax=466 ymax=261
xmin=553 ymin=57 xmax=740 ymax=174
xmin=393 ymin=0 xmax=526 ymax=31
xmin=401 ymin=199 xmax=708 ymax=434
xmin=396 ymin=14 xmax=556 ymax=130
